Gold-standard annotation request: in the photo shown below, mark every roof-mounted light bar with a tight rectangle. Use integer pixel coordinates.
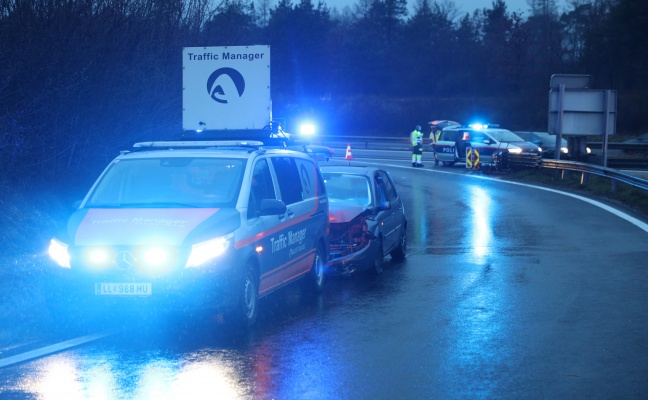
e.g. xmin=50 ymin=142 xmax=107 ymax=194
xmin=133 ymin=140 xmax=265 ymax=149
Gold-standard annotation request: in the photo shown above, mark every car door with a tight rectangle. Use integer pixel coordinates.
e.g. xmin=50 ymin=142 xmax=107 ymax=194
xmin=374 ymin=171 xmax=401 ymax=254
xmin=243 ymin=157 xmax=284 ymax=295
xmin=261 ymin=155 xmax=323 ymax=294
xmin=468 ymin=131 xmax=492 ymax=164
xmin=436 ymin=130 xmax=461 ymax=162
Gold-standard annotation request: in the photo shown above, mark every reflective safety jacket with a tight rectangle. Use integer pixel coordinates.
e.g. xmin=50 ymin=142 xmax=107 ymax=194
xmin=430 ymin=130 xmax=441 ymax=143
xmin=410 ymin=129 xmax=423 ymax=146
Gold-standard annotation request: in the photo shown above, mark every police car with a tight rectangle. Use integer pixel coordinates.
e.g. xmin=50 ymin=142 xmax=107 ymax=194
xmin=435 ymin=124 xmax=542 ymax=168
xmin=48 ymin=140 xmax=330 ymax=327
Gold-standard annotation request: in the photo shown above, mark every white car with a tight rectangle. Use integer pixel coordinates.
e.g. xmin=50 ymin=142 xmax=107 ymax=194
xmin=435 ymin=125 xmax=542 ymax=168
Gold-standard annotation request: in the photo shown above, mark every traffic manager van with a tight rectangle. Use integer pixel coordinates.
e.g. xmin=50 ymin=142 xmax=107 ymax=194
xmin=48 ymin=140 xmax=329 ymax=327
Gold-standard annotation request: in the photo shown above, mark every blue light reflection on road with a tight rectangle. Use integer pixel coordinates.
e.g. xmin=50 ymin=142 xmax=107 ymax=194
xmin=410 ymin=176 xmax=427 ymax=243
xmin=443 ymin=184 xmax=516 ymax=396
xmin=14 ymin=350 xmax=241 ymax=399
xmin=468 ymin=185 xmax=494 ymax=264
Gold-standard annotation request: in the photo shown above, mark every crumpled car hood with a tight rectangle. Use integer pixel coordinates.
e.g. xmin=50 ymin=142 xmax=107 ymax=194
xmin=328 ymin=202 xmax=367 ymax=224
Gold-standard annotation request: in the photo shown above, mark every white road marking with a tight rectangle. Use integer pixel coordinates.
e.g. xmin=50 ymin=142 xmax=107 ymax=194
xmin=0 ymin=332 xmax=111 ymax=369
xmin=355 ymin=159 xmax=648 ymax=234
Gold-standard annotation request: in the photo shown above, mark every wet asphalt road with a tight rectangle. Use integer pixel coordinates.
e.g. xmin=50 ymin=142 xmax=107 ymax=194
xmin=1 ymin=158 xmax=648 ymax=399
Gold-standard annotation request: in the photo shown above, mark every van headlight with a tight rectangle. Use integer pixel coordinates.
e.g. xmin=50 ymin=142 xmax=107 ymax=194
xmin=49 ymin=238 xmax=70 ymax=269
xmin=509 ymin=147 xmax=522 ymax=154
xmin=185 ymin=233 xmax=233 ymax=268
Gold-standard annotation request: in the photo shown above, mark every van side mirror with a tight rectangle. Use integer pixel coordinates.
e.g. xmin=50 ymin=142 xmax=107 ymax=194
xmin=259 ymin=199 xmax=287 ymax=216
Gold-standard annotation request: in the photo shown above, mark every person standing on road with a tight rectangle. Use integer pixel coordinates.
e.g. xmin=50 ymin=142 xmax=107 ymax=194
xmin=429 ymin=124 xmax=442 ymax=165
xmin=410 ymin=125 xmax=424 ymax=167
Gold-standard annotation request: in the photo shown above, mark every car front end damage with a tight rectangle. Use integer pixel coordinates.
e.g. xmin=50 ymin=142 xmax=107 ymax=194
xmin=326 ymin=213 xmax=379 ymax=275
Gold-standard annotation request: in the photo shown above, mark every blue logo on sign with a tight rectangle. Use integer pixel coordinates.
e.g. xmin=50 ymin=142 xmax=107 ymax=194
xmin=206 ymin=68 xmax=245 ymax=104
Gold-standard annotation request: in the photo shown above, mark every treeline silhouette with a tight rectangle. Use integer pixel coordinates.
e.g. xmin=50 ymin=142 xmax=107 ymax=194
xmin=0 ymin=0 xmax=646 ymax=185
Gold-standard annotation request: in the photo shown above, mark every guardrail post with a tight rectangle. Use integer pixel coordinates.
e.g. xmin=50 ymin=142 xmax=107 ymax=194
xmin=580 ymin=172 xmax=589 ymax=185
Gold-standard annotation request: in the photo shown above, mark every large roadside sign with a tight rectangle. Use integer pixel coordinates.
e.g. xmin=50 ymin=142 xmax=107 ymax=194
xmin=547 ymin=74 xmax=617 ymax=166
xmin=548 ymin=89 xmax=617 ymax=136
xmin=182 ymin=45 xmax=271 ymax=131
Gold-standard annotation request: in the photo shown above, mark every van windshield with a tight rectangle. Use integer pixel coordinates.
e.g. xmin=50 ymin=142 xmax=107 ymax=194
xmin=86 ymin=157 xmax=245 ymax=208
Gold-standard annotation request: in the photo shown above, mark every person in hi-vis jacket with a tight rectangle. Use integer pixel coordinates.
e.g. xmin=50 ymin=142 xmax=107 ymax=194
xmin=410 ymin=125 xmax=424 ymax=167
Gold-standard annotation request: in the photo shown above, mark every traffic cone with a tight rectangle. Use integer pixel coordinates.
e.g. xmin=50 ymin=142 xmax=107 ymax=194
xmin=345 ymin=144 xmax=353 ymax=160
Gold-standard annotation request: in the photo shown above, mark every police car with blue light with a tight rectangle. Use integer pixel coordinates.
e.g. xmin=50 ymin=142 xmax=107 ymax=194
xmin=48 ymin=138 xmax=330 ymax=327
xmin=434 ymin=123 xmax=543 ymax=169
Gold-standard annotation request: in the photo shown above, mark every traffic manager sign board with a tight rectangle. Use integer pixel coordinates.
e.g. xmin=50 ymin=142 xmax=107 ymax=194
xmin=183 ymin=45 xmax=271 ymax=131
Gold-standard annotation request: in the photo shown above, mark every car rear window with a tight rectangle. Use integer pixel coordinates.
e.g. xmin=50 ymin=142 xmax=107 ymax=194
xmin=322 ymin=173 xmax=371 ymax=207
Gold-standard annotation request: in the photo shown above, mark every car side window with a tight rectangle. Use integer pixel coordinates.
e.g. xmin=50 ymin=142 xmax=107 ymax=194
xmin=441 ymin=130 xmax=460 ymax=141
xmin=271 ymin=156 xmax=303 ymax=205
xmin=374 ymin=173 xmax=388 ymax=205
xmin=378 ymin=171 xmax=398 ymax=202
xmin=471 ymin=132 xmax=487 ymax=143
xmin=248 ymin=159 xmax=275 ymax=219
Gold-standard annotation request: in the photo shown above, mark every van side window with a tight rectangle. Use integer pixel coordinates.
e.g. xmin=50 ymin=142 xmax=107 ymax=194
xmin=272 ymin=156 xmax=303 ymax=205
xmin=294 ymin=158 xmax=322 ymax=199
xmin=248 ymin=159 xmax=275 ymax=219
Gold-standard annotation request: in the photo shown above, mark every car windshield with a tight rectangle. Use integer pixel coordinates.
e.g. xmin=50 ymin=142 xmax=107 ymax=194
xmin=85 ymin=157 xmax=245 ymax=208
xmin=488 ymin=129 xmax=526 ymax=143
xmin=322 ymin=173 xmax=372 ymax=207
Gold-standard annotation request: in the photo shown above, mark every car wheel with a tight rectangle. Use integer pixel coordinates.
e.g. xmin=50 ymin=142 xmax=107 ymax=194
xmin=390 ymin=226 xmax=407 ymax=261
xmin=226 ymin=263 xmax=259 ymax=328
xmin=302 ymin=245 xmax=325 ymax=293
xmin=369 ymin=240 xmax=384 ymax=275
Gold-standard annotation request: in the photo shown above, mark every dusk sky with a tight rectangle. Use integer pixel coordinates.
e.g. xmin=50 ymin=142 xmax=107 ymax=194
xmin=324 ymin=0 xmax=568 ymax=16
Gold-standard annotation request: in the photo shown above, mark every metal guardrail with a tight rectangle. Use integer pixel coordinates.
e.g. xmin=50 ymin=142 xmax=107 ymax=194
xmin=587 ymin=142 xmax=648 ymax=151
xmin=315 ymin=135 xmax=648 ymax=192
xmin=541 ymin=159 xmax=648 ymax=192
xmin=316 ymin=135 xmax=648 ymax=152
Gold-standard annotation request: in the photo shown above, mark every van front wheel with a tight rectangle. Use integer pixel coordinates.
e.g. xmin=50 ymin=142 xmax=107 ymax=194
xmin=302 ymin=246 xmax=325 ymax=293
xmin=225 ymin=263 xmax=259 ymax=328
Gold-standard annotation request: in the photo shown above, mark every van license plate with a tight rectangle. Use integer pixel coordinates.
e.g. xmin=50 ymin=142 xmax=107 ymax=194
xmin=95 ymin=283 xmax=152 ymax=296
